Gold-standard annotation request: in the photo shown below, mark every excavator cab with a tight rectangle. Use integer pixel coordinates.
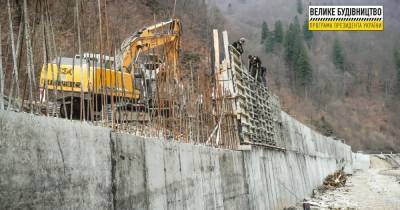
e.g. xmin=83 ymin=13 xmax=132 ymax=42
xmin=134 ymin=54 xmax=163 ymax=80
xmin=133 ymin=54 xmax=163 ymax=103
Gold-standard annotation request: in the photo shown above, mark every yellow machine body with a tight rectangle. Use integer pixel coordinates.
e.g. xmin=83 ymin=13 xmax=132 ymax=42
xmin=39 ymin=63 xmax=139 ymax=99
xmin=39 ymin=19 xmax=180 ymax=102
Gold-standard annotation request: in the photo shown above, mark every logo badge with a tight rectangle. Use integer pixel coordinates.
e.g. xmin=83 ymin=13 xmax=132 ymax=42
xmin=308 ymin=6 xmax=383 ymax=31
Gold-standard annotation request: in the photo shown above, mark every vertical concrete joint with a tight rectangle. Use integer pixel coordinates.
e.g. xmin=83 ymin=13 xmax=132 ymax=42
xmin=110 ymin=132 xmax=117 ymax=210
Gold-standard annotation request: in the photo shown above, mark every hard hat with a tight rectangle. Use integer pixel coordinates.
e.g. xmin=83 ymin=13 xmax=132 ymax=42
xmin=239 ymin=37 xmax=246 ymax=44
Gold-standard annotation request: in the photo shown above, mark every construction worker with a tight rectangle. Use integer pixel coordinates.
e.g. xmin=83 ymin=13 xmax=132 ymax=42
xmin=232 ymin=38 xmax=246 ymax=55
xmin=248 ymin=55 xmax=256 ymax=77
xmin=259 ymin=66 xmax=267 ymax=86
xmin=248 ymin=55 xmax=261 ymax=79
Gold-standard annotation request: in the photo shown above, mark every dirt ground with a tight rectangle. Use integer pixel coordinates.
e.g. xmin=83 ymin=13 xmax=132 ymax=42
xmin=298 ymin=155 xmax=400 ymax=210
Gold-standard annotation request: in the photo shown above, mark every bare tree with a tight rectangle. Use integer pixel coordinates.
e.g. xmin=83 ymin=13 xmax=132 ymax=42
xmin=23 ymin=0 xmax=35 ymax=112
xmin=0 ymin=24 xmax=4 ymax=110
xmin=41 ymin=10 xmax=49 ymax=115
xmin=76 ymin=0 xmax=85 ymax=121
xmin=7 ymin=0 xmax=20 ymax=110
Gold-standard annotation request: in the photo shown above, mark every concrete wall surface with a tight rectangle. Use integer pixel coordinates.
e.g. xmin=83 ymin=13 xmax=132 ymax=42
xmin=352 ymin=153 xmax=370 ymax=171
xmin=243 ymin=112 xmax=353 ymax=209
xmin=0 ymin=110 xmax=352 ymax=210
xmin=0 ymin=110 xmax=112 ymax=209
xmin=112 ymin=133 xmax=249 ymax=210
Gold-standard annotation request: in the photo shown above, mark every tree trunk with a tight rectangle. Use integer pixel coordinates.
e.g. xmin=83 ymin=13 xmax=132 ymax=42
xmin=0 ymin=24 xmax=4 ymax=110
xmin=7 ymin=0 xmax=20 ymax=110
xmin=23 ymin=0 xmax=34 ymax=112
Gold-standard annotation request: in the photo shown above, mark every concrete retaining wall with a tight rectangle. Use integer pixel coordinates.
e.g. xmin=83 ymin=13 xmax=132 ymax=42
xmin=352 ymin=153 xmax=370 ymax=171
xmin=0 ymin=110 xmax=352 ymax=209
xmin=0 ymin=111 xmax=112 ymax=209
xmin=243 ymin=112 xmax=352 ymax=209
xmin=112 ymin=133 xmax=249 ymax=210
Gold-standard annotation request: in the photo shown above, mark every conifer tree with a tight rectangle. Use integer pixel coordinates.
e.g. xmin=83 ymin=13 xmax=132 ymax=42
xmin=296 ymin=47 xmax=312 ymax=86
xmin=284 ymin=23 xmax=295 ymax=65
xmin=332 ymin=38 xmax=345 ymax=71
xmin=265 ymin=33 xmax=275 ymax=53
xmin=284 ymin=17 xmax=313 ymax=88
xmin=261 ymin=21 xmax=269 ymax=43
xmin=303 ymin=19 xmax=313 ymax=41
xmin=274 ymin=20 xmax=283 ymax=43
xmin=297 ymin=0 xmax=303 ymax=14
xmin=284 ymin=19 xmax=301 ymax=67
xmin=293 ymin=16 xmax=301 ymax=32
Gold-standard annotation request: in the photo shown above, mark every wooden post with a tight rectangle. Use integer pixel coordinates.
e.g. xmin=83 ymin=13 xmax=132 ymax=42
xmin=212 ymin=29 xmax=220 ymax=146
xmin=222 ymin=31 xmax=230 ymax=69
xmin=41 ymin=11 xmax=49 ymax=115
xmin=213 ymin=29 xmax=220 ymax=74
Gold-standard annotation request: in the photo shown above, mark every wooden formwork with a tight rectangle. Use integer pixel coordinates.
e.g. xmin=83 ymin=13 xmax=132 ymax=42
xmin=214 ymin=30 xmax=285 ymax=150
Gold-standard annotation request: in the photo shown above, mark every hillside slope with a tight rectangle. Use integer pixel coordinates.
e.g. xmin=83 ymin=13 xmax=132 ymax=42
xmin=213 ymin=0 xmax=400 ymax=152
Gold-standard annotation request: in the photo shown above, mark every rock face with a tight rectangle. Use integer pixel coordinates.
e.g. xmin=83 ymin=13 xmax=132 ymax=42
xmin=0 ymin=110 xmax=352 ymax=209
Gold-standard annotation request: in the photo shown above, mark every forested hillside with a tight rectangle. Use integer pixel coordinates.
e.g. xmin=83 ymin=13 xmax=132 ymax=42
xmin=0 ymin=0 xmax=216 ymax=71
xmin=0 ymin=0 xmax=221 ymax=117
xmin=213 ymin=0 xmax=400 ymax=152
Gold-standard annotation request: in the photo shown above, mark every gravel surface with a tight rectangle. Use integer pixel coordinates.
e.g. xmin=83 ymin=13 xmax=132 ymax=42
xmin=299 ymin=155 xmax=400 ymax=210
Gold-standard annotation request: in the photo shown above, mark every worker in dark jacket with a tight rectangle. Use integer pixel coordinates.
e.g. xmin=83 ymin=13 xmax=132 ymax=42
xmin=248 ymin=55 xmax=256 ymax=77
xmin=259 ymin=66 xmax=267 ymax=86
xmin=248 ymin=55 xmax=261 ymax=79
xmin=232 ymin=38 xmax=246 ymax=55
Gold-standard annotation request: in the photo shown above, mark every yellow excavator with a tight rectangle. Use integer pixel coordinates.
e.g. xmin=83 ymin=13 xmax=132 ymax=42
xmin=39 ymin=19 xmax=181 ymax=118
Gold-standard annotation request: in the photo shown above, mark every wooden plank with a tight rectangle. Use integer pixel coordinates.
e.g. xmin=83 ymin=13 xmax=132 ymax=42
xmin=222 ymin=31 xmax=230 ymax=69
xmin=213 ymin=29 xmax=220 ymax=74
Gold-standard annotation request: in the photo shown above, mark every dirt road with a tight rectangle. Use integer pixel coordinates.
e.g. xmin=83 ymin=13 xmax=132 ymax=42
xmin=303 ymin=155 xmax=400 ymax=210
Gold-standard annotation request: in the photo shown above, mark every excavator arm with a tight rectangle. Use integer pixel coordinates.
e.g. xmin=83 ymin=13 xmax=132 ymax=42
xmin=118 ymin=19 xmax=181 ymax=79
